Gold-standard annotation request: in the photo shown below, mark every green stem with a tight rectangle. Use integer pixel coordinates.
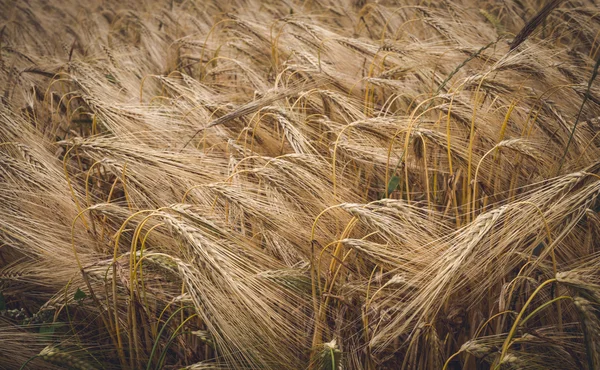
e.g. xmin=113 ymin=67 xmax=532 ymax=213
xmin=330 ymin=347 xmax=336 ymax=370
xmin=155 ymin=314 xmax=198 ymax=370
xmin=146 ymin=306 xmax=192 ymax=370
xmin=19 ymin=355 xmax=39 ymax=370
xmin=520 ymin=296 xmax=572 ymax=327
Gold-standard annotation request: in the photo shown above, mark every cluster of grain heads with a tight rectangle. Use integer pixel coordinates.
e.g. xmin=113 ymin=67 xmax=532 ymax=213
xmin=2 ymin=0 xmax=600 ymax=368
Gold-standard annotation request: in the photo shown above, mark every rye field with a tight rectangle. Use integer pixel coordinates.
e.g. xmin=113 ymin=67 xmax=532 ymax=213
xmin=1 ymin=0 xmax=600 ymax=368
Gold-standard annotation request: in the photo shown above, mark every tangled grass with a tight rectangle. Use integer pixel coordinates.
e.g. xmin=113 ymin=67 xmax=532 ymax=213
xmin=1 ymin=0 xmax=600 ymax=368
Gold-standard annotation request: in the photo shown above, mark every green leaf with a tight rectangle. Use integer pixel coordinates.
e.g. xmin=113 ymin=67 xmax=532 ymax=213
xmin=386 ymin=175 xmax=401 ymax=197
xmin=39 ymin=322 xmax=61 ymax=338
xmin=74 ymin=288 xmax=86 ymax=301
xmin=105 ymin=74 xmax=117 ymax=84
xmin=40 ymin=324 xmax=55 ymax=335
xmin=0 ymin=291 xmax=5 ymax=311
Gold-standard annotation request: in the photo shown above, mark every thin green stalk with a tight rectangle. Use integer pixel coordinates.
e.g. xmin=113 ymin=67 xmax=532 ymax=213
xmin=19 ymin=356 xmax=38 ymax=370
xmin=520 ymin=296 xmax=572 ymax=327
xmin=155 ymin=314 xmax=198 ymax=370
xmin=146 ymin=306 xmax=192 ymax=370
